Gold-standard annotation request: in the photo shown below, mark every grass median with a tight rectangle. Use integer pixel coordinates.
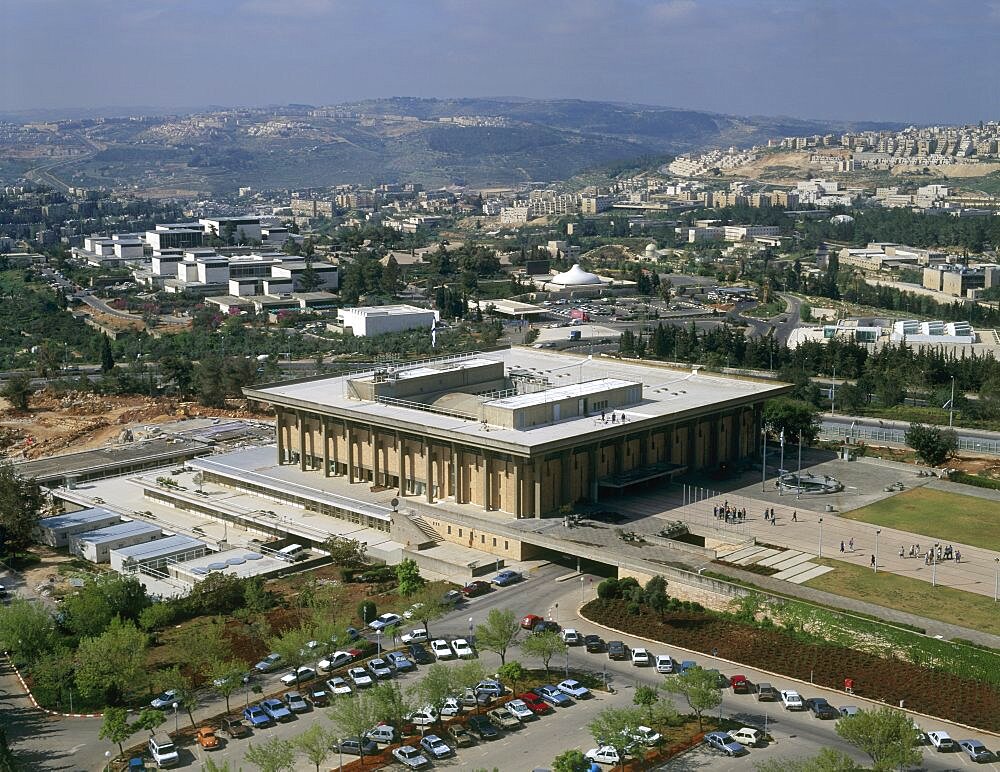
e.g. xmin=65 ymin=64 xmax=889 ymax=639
xmin=839 ymin=487 xmax=1000 ymax=552
xmin=804 ymin=556 xmax=1000 ymax=637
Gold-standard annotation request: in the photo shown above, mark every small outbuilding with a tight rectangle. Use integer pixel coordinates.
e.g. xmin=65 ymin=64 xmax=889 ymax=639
xmin=35 ymin=507 xmax=122 ymax=548
xmin=69 ymin=521 xmax=162 ymax=563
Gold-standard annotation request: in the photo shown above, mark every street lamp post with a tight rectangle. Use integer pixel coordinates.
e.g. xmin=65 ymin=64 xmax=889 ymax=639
xmin=994 ymin=558 xmax=999 ymax=603
xmin=874 ymin=529 xmax=881 ymax=573
xmin=778 ymin=430 xmax=786 ymax=496
xmin=818 ymin=517 xmax=824 ymax=558
xmin=949 ymin=376 xmax=956 ymax=428
xmin=375 ymin=630 xmax=382 ymax=657
xmin=831 ymin=364 xmax=837 ymax=415
xmin=468 ymin=617 xmax=474 ymax=645
xmin=761 ymin=426 xmax=768 ymax=493
xmin=172 ymin=702 xmax=179 ymax=733
xmin=796 ymin=430 xmax=803 ymax=498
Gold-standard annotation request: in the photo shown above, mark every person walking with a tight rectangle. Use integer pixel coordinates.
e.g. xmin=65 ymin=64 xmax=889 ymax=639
xmin=955 ymin=549 xmax=962 ymax=563
xmin=848 ymin=537 xmax=855 ymax=552
xmin=871 ymin=554 xmax=876 ymax=568
xmin=840 ymin=541 xmax=845 ymax=553
xmin=899 ymin=546 xmax=905 ymax=558
xmin=792 ymin=511 xmax=797 ymax=522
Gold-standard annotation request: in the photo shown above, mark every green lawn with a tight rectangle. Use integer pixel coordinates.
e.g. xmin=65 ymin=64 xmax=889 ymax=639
xmin=806 ymin=556 xmax=1000 ymax=637
xmin=841 ymin=487 xmax=1000 ymax=552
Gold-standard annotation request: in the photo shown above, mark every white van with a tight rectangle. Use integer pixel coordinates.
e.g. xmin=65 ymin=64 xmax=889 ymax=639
xmin=277 ymin=543 xmax=307 ymax=561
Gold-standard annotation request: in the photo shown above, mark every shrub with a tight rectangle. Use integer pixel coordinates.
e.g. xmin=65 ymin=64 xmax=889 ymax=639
xmin=596 ymin=578 xmax=621 ymax=600
xmin=138 ymin=602 xmax=181 ymax=632
xmin=357 ymin=600 xmax=377 ymax=625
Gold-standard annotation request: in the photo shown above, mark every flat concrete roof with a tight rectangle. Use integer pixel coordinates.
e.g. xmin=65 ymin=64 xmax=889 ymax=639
xmin=481 ymin=299 xmax=546 ymax=316
xmin=485 ymin=378 xmax=636 ymax=409
xmin=110 ymin=534 xmax=207 ymax=560
xmin=246 ymin=349 xmax=789 ymax=454
xmin=172 ymin=548 xmax=288 ymax=580
xmin=74 ymin=520 xmax=161 ymax=544
xmin=16 ymin=439 xmax=209 ymax=483
xmin=38 ymin=507 xmax=120 ymax=531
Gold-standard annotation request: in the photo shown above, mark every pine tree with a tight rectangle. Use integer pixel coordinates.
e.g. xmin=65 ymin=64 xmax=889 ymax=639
xmin=100 ymin=335 xmax=115 ymax=373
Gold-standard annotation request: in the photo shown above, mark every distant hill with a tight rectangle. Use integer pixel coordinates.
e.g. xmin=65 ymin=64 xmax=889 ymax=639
xmin=9 ymin=98 xmax=904 ymax=194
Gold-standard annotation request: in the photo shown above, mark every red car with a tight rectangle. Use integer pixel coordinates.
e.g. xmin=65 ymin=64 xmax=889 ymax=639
xmin=516 ymin=692 xmax=553 ymax=715
xmin=462 ymin=580 xmax=491 ymax=597
xmin=730 ymin=675 xmax=751 ymax=694
xmin=520 ymin=614 xmax=543 ymax=630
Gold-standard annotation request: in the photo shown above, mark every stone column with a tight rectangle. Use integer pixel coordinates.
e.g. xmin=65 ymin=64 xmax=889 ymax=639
xmin=425 ymin=442 xmax=434 ymax=503
xmin=482 ymin=451 xmax=491 ymax=511
xmin=275 ymin=408 xmax=285 ymax=465
xmin=331 ymin=421 xmax=340 ymax=475
xmin=513 ymin=458 xmax=524 ymax=518
xmin=397 ymin=433 xmax=406 ymax=496
xmin=560 ymin=451 xmax=572 ymax=506
xmin=640 ymin=429 xmax=651 ymax=467
xmin=297 ymin=411 xmax=306 ymax=471
xmin=346 ymin=425 xmax=355 ymax=483
xmin=533 ymin=459 xmax=543 ymax=517
xmin=588 ymin=444 xmax=599 ymax=503
xmin=371 ymin=426 xmax=380 ymax=486
xmin=451 ymin=443 xmax=461 ymax=502
xmin=321 ymin=418 xmax=330 ymax=477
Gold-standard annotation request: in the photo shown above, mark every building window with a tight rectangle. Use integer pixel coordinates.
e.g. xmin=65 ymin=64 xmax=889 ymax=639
xmin=481 ymin=535 xmax=485 ymax=544
xmin=492 ymin=537 xmax=497 ymax=547
xmin=458 ymin=529 xmax=463 ymax=538
xmin=504 ymin=540 xmax=509 ymax=550
xmin=447 ymin=526 xmax=452 ymax=535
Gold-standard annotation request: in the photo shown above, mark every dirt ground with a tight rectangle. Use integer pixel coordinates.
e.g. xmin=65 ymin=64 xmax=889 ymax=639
xmin=0 ymin=390 xmax=262 ymax=459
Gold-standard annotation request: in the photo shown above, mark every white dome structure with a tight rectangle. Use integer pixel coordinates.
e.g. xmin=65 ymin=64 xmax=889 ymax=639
xmin=644 ymin=242 xmax=658 ymax=257
xmin=830 ymin=214 xmax=854 ymax=224
xmin=550 ymin=264 xmax=603 ymax=286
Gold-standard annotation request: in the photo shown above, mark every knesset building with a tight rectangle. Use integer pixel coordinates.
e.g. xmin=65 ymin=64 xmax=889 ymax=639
xmin=243 ymin=350 xmax=790 ymax=518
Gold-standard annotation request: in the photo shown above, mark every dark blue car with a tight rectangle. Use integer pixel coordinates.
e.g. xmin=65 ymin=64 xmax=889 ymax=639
xmin=243 ymin=705 xmax=271 ymax=728
xmin=260 ymin=698 xmax=293 ymax=723
xmin=532 ymin=684 xmax=572 ymax=707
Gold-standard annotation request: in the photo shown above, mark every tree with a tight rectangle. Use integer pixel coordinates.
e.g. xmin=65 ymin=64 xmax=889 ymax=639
xmin=395 ymin=558 xmax=424 ymax=597
xmin=0 ymin=461 xmax=44 ymax=558
xmin=370 ymin=680 xmax=415 ymax=730
xmin=210 ymin=660 xmax=247 ymax=714
xmin=160 ymin=667 xmax=199 ymax=729
xmin=552 ymin=749 xmax=592 ymax=772
xmin=762 ymin=397 xmax=820 ymax=445
xmin=905 ymin=423 xmax=958 ymax=467
xmin=160 ymin=355 xmax=194 ymax=398
xmin=61 ymin=573 xmax=150 ymax=639
xmin=98 ymin=707 xmax=132 ymax=758
xmin=475 ymin=608 xmax=521 ymax=665
xmin=100 ymin=335 xmax=115 ymax=373
xmin=74 ymin=618 xmax=148 ymax=705
xmin=520 ymin=630 xmax=566 ymax=678
xmin=660 ymin=665 xmax=721 ymax=731
xmin=298 ymin=258 xmax=323 ymax=293
xmin=633 ymin=684 xmax=660 ymax=723
xmin=293 ymin=724 xmax=335 ymax=772
xmin=413 ymin=663 xmax=457 ymax=727
xmin=245 ymin=736 xmax=295 ymax=772
xmin=835 ymin=707 xmax=923 ymax=771
xmin=0 ymin=597 xmax=57 ymax=666
xmin=381 ymin=255 xmax=402 ymax=295
xmin=132 ymin=707 xmax=166 ymax=734
xmin=357 ymin=599 xmax=377 ymax=626
xmin=1 ymin=373 xmax=34 ymax=411
xmin=268 ymin=626 xmax=313 ymax=686
xmin=587 ymin=707 xmax=642 ymax=770
xmin=406 ymin=587 xmax=450 ymax=639
xmin=754 ymin=748 xmax=862 ymax=771
xmin=194 ymin=353 xmax=227 ymax=408
xmin=327 ymin=692 xmax=378 ymax=763
xmin=0 ymin=728 xmax=20 ymax=772
xmin=497 ymin=661 xmax=526 ymax=696
xmin=323 ymin=535 xmax=369 ymax=570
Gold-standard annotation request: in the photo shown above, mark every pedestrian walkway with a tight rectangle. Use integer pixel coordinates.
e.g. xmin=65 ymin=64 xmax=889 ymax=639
xmin=718 ymin=545 xmax=834 ymax=584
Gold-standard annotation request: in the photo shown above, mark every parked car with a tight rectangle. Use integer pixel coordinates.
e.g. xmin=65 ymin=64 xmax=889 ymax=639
xmin=505 ymin=699 xmax=536 ymax=721
xmin=655 ymin=654 xmax=675 ymax=674
xmin=557 ymin=679 xmax=591 ymax=699
xmin=451 ymin=638 xmax=475 ymax=659
xmin=368 ymin=612 xmax=402 ymax=631
xmin=309 ymin=688 xmax=329 ymax=707
xmin=442 ymin=589 xmax=463 ymax=606
xmin=419 ymin=734 xmax=454 ymax=759
xmin=339 ymin=737 xmax=378 ymax=756
xmin=805 ymin=697 xmax=839 ymax=719
xmin=462 ymin=580 xmax=491 ymax=597
xmin=730 ymin=674 xmax=751 ymax=694
xmin=487 ymin=707 xmax=522 ymax=729
xmin=780 ymin=690 xmax=805 ymax=711
xmin=148 ymin=734 xmax=180 ymax=768
xmin=260 ymin=698 xmax=293 ymax=723
xmin=521 ymin=614 xmax=543 ymax=630
xmin=348 ymin=667 xmax=374 ymax=688
xmin=533 ymin=685 xmax=573 ymax=707
xmin=467 ymin=715 xmax=500 ymax=740
xmin=607 ymin=641 xmax=627 ymax=660
xmin=326 ymin=676 xmax=352 ymax=695
xmin=756 ymin=683 xmax=779 ymax=702
xmin=280 ymin=666 xmax=316 ymax=686
xmin=195 ymin=727 xmax=220 ymax=750
xmin=705 ymin=669 xmax=730 ymax=689
xmin=630 ymin=725 xmax=664 ymax=747
xmin=365 ymin=724 xmax=398 ymax=745
xmin=408 ymin=643 xmax=434 ymax=664
xmin=534 ymin=620 xmax=560 ymax=633
xmin=928 ymin=731 xmax=958 ymax=752
xmin=440 ymin=696 xmax=463 ymax=716
xmin=959 ymin=739 xmax=994 ymax=762
xmin=401 ymin=628 xmax=429 ymax=644
xmin=407 ymin=706 xmax=440 ymax=727
xmin=728 ymin=728 xmax=763 ymax=748
xmin=318 ymin=651 xmax=354 ymax=672
xmin=631 ymin=647 xmax=652 ymax=667
xmin=431 ymin=639 xmax=455 ymax=660
xmin=584 ymin=634 xmax=606 ymax=653
xmin=403 ymin=603 xmax=424 ymax=619
xmin=561 ymin=628 xmax=582 ymax=645
xmin=517 ymin=692 xmax=553 ymax=715
xmin=492 ymin=569 xmax=522 ymax=586
xmin=150 ymin=690 xmax=178 ymax=710
xmin=447 ymin=724 xmax=476 ymax=747
xmin=392 ymin=744 xmax=430 ymax=769
xmin=586 ymin=746 xmax=627 ymax=766
xmin=242 ymin=705 xmax=271 ymax=729
xmin=475 ymin=679 xmax=504 ymax=699
xmin=677 ymin=660 xmax=698 ymax=674
xmin=283 ymin=692 xmax=309 ymax=713
xmin=366 ymin=658 xmax=393 ymax=679
xmin=387 ymin=651 xmax=415 ymax=672
xmin=705 ymin=731 xmax=747 ymax=756
xmin=220 ymin=717 xmax=250 ymax=739
xmin=253 ymin=653 xmax=281 ymax=673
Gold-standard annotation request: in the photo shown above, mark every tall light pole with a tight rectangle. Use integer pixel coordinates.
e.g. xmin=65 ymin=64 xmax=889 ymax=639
xmin=818 ymin=517 xmax=823 ymax=558
xmin=830 ymin=364 xmax=837 ymax=415
xmin=172 ymin=702 xmax=179 ymax=733
xmin=761 ymin=425 xmax=768 ymax=493
xmin=948 ymin=376 xmax=955 ymax=428
xmin=995 ymin=558 xmax=999 ymax=603
xmin=874 ymin=529 xmax=881 ymax=573
xmin=375 ymin=630 xmax=382 ymax=657
xmin=778 ymin=430 xmax=786 ymax=496
xmin=468 ymin=617 xmax=474 ymax=644
xmin=796 ymin=430 xmax=803 ymax=498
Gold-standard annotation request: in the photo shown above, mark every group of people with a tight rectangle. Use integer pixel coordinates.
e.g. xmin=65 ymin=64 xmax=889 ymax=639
xmin=713 ymin=502 xmax=746 ymax=523
xmin=900 ymin=543 xmax=960 ymax=564
xmin=763 ymin=507 xmax=779 ymax=525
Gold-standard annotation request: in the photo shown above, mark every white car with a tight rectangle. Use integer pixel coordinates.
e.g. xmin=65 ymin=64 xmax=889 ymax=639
xmin=391 ymin=745 xmax=430 ymax=769
xmin=586 ymin=745 xmax=627 ymax=765
xmin=368 ymin=612 xmax=402 ymax=631
xmin=366 ymin=658 xmax=393 ymax=679
xmin=407 ymin=706 xmax=440 ymax=726
xmin=325 ymin=677 xmax=352 ymax=695
xmin=561 ymin=628 xmax=582 ymax=645
xmin=655 ymin=654 xmax=674 ymax=674
xmin=150 ymin=690 xmax=178 ymax=709
xmin=927 ymin=731 xmax=958 ymax=752
xmin=318 ymin=651 xmax=354 ymax=672
xmin=403 ymin=603 xmax=424 ymax=619
xmin=630 ymin=725 xmax=663 ymax=746
xmin=440 ymin=696 xmax=463 ymax=716
xmin=451 ymin=638 xmax=475 ymax=659
xmin=348 ymin=666 xmax=374 ymax=688
xmin=729 ymin=728 xmax=762 ymax=748
xmin=557 ymin=679 xmax=591 ymax=699
xmin=631 ymin=647 xmax=652 ymax=667
xmin=431 ymin=639 xmax=455 ymax=660
xmin=780 ymin=690 xmax=805 ymax=710
xmin=401 ymin=628 xmax=429 ymax=644
xmin=506 ymin=699 xmax=536 ymax=721
xmin=279 ymin=666 xmax=316 ymax=686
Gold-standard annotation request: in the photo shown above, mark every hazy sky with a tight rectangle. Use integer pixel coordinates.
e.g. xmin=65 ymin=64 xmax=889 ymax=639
xmin=3 ymin=0 xmax=998 ymax=123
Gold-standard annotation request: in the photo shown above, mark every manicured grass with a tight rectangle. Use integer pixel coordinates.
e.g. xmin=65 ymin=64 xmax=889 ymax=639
xmin=840 ymin=487 xmax=1000 ymax=552
xmin=806 ymin=557 xmax=1000 ymax=637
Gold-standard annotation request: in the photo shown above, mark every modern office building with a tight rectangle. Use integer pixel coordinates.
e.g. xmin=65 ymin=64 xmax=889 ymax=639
xmin=68 ymin=521 xmax=163 ymax=563
xmin=243 ymin=349 xmax=789 ymax=519
xmin=35 ymin=507 xmax=121 ymax=547
xmin=337 ymin=305 xmax=439 ymax=337
xmin=109 ymin=534 xmax=210 ymax=574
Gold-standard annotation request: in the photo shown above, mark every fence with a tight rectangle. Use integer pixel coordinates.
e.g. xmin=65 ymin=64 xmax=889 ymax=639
xmin=821 ymin=425 xmax=1000 ymax=456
